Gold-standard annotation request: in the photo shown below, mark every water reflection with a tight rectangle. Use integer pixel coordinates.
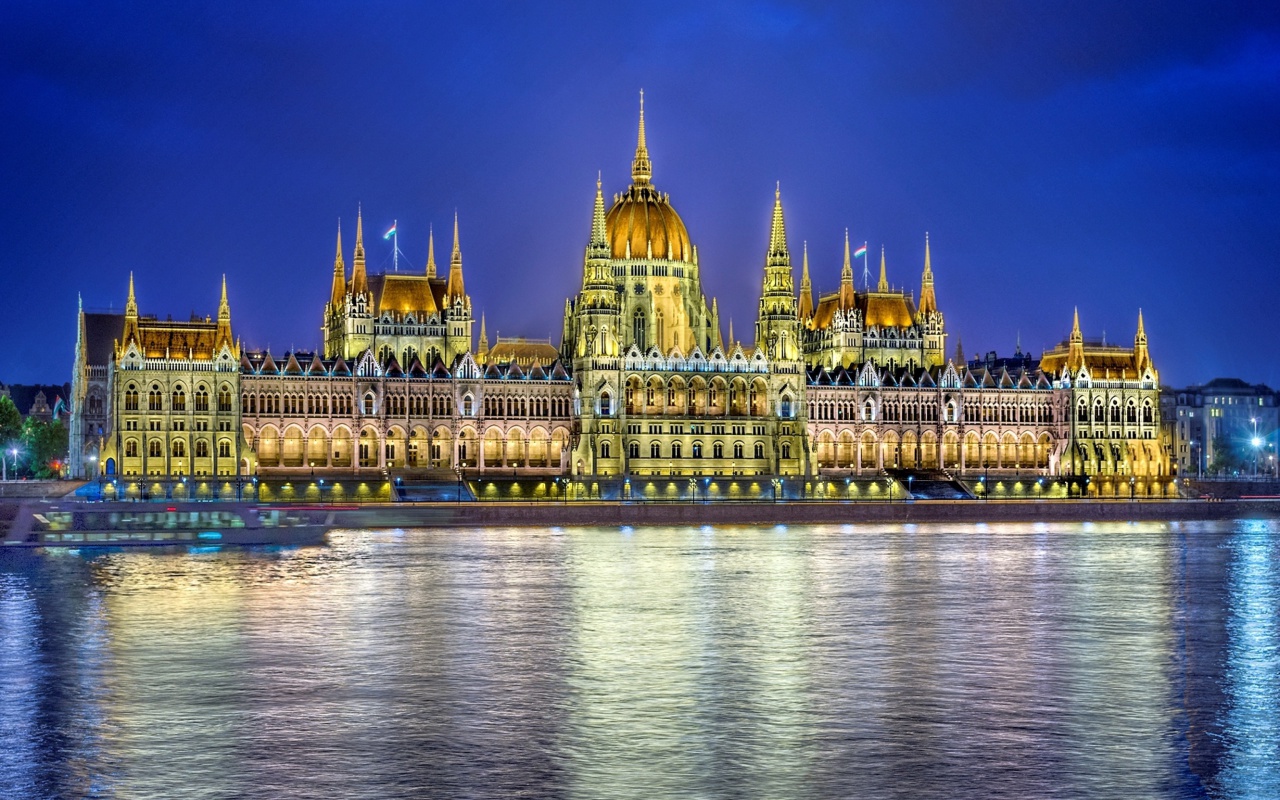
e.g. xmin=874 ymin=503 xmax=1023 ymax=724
xmin=0 ymin=521 xmax=1277 ymax=799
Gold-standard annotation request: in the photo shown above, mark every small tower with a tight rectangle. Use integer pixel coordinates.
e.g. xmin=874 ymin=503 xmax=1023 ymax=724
xmin=839 ymin=230 xmax=855 ymax=309
xmin=919 ymin=233 xmax=937 ymax=314
xmin=215 ymin=274 xmax=235 ymax=354
xmin=444 ymin=212 xmax=473 ymax=363
xmin=1133 ymin=309 xmax=1152 ymax=375
xmin=876 ymin=246 xmax=889 ymax=293
xmin=799 ymin=241 xmax=814 ymax=323
xmin=425 ymin=225 xmax=437 ymax=278
xmin=1067 ymin=307 xmax=1085 ymax=373
xmin=477 ymin=314 xmax=490 ymax=363
xmin=122 ymin=271 xmax=139 ymax=345
xmin=755 ymin=183 xmax=800 ymax=362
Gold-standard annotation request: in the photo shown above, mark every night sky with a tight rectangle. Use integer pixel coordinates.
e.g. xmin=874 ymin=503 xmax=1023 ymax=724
xmin=3 ymin=1 xmax=1278 ymax=388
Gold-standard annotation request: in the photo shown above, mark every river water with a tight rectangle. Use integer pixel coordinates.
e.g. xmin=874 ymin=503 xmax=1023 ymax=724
xmin=1 ymin=520 xmax=1278 ymax=799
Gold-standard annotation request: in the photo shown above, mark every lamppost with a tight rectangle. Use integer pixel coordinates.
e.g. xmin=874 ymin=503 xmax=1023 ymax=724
xmin=8 ymin=447 xmax=18 ymax=480
xmin=1251 ymin=418 xmax=1260 ymax=478
xmin=1129 ymin=475 xmax=1135 ymax=501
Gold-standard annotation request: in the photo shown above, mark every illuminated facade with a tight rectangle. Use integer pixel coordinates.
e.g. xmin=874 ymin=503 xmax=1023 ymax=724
xmin=69 ymin=96 xmax=1172 ymax=495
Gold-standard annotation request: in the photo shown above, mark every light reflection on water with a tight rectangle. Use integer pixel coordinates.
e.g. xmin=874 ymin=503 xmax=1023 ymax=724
xmin=0 ymin=520 xmax=1277 ymax=799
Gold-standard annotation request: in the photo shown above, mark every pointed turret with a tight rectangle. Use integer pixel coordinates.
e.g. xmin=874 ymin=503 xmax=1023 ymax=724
xmin=631 ymin=90 xmax=652 ymax=185
xmin=446 ymin=211 xmax=466 ymax=302
xmin=834 ymin=230 xmax=855 ymax=308
xmin=425 ymin=224 xmax=437 ymax=278
xmin=799 ymin=241 xmax=814 ymax=321
xmin=954 ymin=337 xmax=965 ymax=367
xmin=216 ymin=274 xmax=234 ymax=352
xmin=919 ymin=233 xmax=937 ymax=314
xmin=1067 ymin=307 xmax=1085 ymax=372
xmin=478 ymin=314 xmax=489 ymax=362
xmin=877 ymin=246 xmax=889 ymax=293
xmin=587 ymin=171 xmax=610 ymax=261
xmin=330 ymin=220 xmax=346 ymax=307
xmin=767 ymin=182 xmax=788 ymax=264
xmin=122 ymin=272 xmax=139 ymax=344
xmin=1134 ymin=308 xmax=1151 ymax=373
xmin=351 ymin=206 xmax=369 ymax=297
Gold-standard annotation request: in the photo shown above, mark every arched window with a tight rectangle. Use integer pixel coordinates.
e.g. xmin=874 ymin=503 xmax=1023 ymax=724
xmin=172 ymin=387 xmax=185 ymax=412
xmin=863 ymin=400 xmax=875 ymax=421
xmin=149 ymin=385 xmax=163 ymax=411
xmin=1142 ymin=402 xmax=1153 ymax=424
xmin=600 ymin=393 xmax=612 ymax=416
xmin=753 ymin=442 xmax=764 ymax=459
xmin=219 ymin=385 xmax=232 ymax=412
xmin=363 ymin=393 xmax=376 ymax=415
xmin=1093 ymin=400 xmax=1104 ymax=423
xmin=125 ymin=385 xmax=139 ymax=411
xmin=195 ymin=439 xmax=209 ymax=458
xmin=633 ymin=309 xmax=646 ymax=348
xmin=219 ymin=439 xmax=232 ymax=458
xmin=149 ymin=440 xmax=162 ymax=458
xmin=600 ymin=441 xmax=611 ymax=459
xmin=125 ymin=440 xmax=138 ymax=458
xmin=1110 ymin=401 xmax=1121 ymax=424
xmin=671 ymin=442 xmax=682 ymax=458
xmin=655 ymin=310 xmax=664 ymax=351
xmin=780 ymin=398 xmax=792 ymax=418
xmin=173 ymin=440 xmax=186 ymax=458
xmin=692 ymin=441 xmax=703 ymax=458
xmin=733 ymin=442 xmax=744 ymax=459
xmin=651 ymin=442 xmax=661 ymax=458
xmin=463 ymin=395 xmax=474 ymax=416
xmin=194 ymin=386 xmax=209 ymax=412
xmin=713 ymin=442 xmax=724 ymax=458
xmin=781 ymin=442 xmax=791 ymax=459
xmin=629 ymin=441 xmax=640 ymax=458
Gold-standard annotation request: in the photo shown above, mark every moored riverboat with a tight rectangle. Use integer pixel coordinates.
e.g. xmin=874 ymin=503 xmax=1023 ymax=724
xmin=1 ymin=502 xmax=334 ymax=549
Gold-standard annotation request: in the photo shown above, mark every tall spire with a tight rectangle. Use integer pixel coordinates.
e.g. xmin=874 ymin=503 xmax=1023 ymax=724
xmin=330 ymin=219 xmax=346 ymax=307
xmin=632 ymin=90 xmax=652 ymax=185
xmin=1134 ymin=308 xmax=1150 ymax=373
xmin=125 ymin=271 xmax=137 ymax=317
xmin=218 ymin=274 xmax=230 ymax=322
xmin=877 ymin=246 xmax=889 ymax=293
xmin=839 ymin=230 xmax=855 ymax=309
xmin=954 ymin=336 xmax=965 ymax=366
xmin=478 ymin=313 xmax=489 ymax=361
xmin=425 ymin=224 xmax=437 ymax=278
xmin=767 ymin=182 xmax=788 ymax=262
xmin=589 ymin=171 xmax=609 ymax=256
xmin=122 ymin=272 xmax=139 ymax=346
xmin=446 ymin=211 xmax=466 ymax=301
xmin=1067 ymin=306 xmax=1085 ymax=373
xmin=919 ymin=232 xmax=937 ymax=314
xmin=351 ymin=205 xmax=368 ymax=297
xmin=216 ymin=274 xmax=233 ymax=351
xmin=799 ymin=241 xmax=814 ymax=321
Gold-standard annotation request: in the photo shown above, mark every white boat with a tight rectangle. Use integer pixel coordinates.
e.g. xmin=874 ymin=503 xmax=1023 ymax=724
xmin=1 ymin=501 xmax=333 ymax=548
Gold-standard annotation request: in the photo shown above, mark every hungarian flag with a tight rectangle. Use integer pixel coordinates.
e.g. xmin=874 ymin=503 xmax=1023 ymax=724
xmin=383 ymin=223 xmax=397 ymax=240
xmin=852 ymin=243 xmax=868 ymax=259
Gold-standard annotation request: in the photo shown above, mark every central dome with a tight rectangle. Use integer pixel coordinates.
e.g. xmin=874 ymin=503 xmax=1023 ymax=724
xmin=604 ymin=90 xmax=692 ymax=262
xmin=606 ymin=184 xmax=691 ymax=261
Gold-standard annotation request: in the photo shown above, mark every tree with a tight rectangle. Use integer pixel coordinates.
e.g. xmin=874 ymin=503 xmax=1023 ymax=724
xmin=1208 ymin=431 xmax=1246 ymax=476
xmin=0 ymin=395 xmax=21 ymax=446
xmin=19 ymin=418 xmax=69 ymax=479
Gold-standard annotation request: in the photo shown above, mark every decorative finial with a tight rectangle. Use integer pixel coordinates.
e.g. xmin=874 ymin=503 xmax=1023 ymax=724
xmin=632 ymin=89 xmax=652 ymax=185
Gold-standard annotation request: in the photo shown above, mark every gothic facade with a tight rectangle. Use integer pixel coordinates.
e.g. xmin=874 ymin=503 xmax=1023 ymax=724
xmin=70 ymin=96 xmax=1171 ymax=494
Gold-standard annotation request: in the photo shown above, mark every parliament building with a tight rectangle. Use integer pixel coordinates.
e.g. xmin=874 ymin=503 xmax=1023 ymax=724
xmin=70 ymin=97 xmax=1171 ymax=499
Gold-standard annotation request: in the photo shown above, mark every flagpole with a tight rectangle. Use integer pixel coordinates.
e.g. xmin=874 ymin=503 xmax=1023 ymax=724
xmin=393 ymin=219 xmax=398 ymax=273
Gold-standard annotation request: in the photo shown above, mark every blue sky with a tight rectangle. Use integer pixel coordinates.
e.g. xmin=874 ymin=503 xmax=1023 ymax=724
xmin=2 ymin=1 xmax=1278 ymax=386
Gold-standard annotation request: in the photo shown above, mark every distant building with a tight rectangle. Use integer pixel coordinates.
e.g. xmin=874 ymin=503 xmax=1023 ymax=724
xmin=1164 ymin=378 xmax=1278 ymax=477
xmin=0 ymin=382 xmax=71 ymax=422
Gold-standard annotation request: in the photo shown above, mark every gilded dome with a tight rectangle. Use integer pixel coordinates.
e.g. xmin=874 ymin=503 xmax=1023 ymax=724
xmin=606 ymin=184 xmax=692 ymax=261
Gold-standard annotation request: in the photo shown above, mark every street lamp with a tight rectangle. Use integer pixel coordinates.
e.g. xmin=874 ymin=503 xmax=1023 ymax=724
xmin=1251 ymin=418 xmax=1261 ymax=477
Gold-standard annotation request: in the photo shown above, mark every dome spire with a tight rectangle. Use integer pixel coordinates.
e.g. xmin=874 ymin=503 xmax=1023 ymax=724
xmin=632 ymin=89 xmax=652 ymax=185
xmin=877 ymin=246 xmax=889 ymax=293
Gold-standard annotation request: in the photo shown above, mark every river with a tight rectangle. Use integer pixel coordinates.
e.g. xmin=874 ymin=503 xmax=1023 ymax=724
xmin=1 ymin=520 xmax=1277 ymax=799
